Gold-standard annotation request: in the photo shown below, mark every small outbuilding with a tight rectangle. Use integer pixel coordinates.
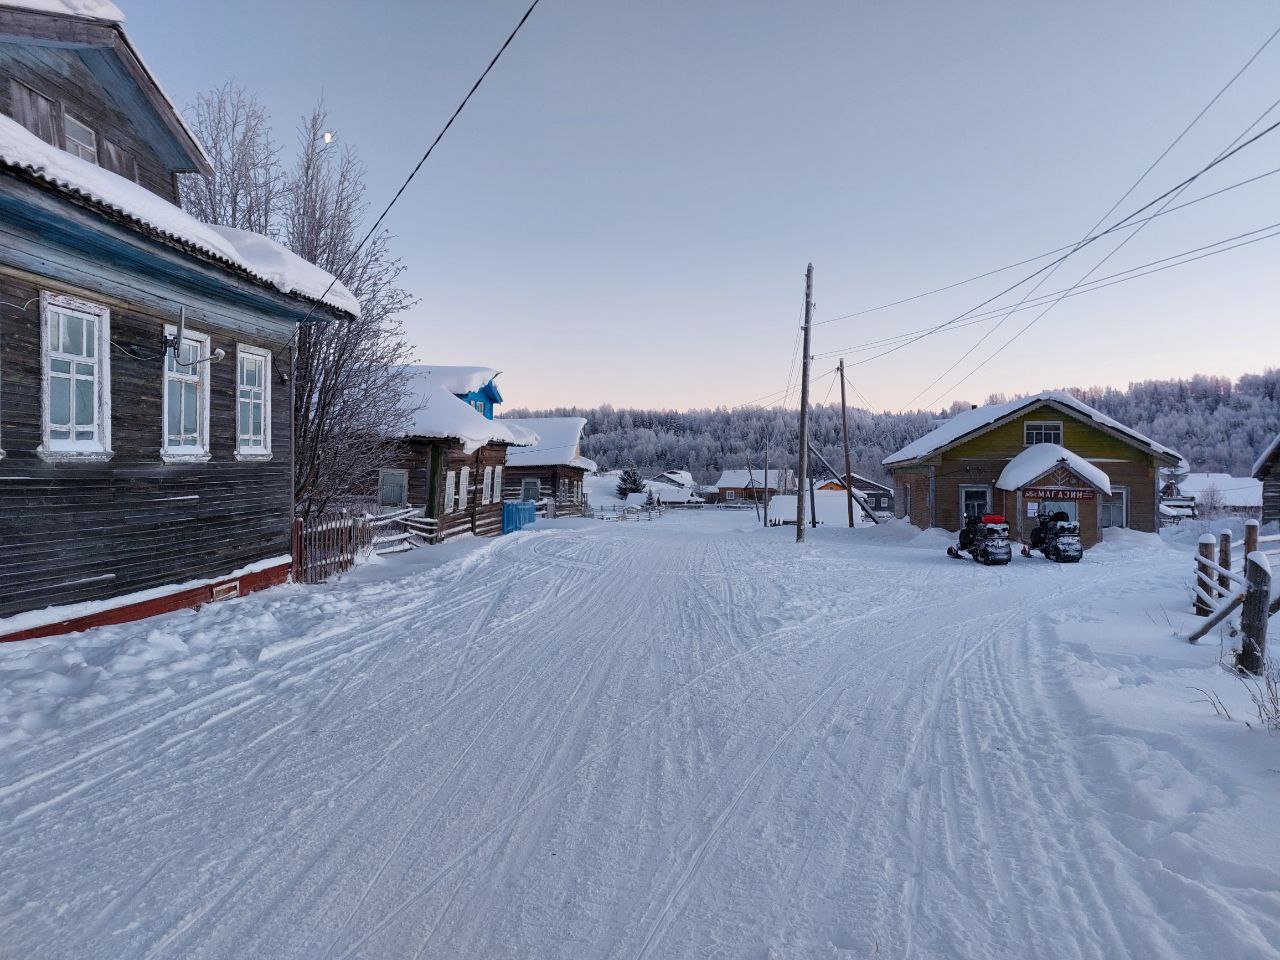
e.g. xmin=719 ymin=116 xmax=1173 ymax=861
xmin=816 ymin=471 xmax=895 ymax=514
xmin=1254 ymin=434 xmax=1280 ymax=524
xmin=715 ymin=468 xmax=790 ymax=503
xmin=500 ymin=417 xmax=597 ymax=517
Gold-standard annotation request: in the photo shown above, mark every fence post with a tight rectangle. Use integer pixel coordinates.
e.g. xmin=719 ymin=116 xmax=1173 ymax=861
xmin=1238 ymin=551 xmax=1271 ymax=675
xmin=1195 ymin=534 xmax=1216 ymax=616
xmin=292 ymin=516 xmax=302 ymax=583
xmin=1218 ymin=529 xmax=1233 ymax=597
xmin=1244 ymin=518 xmax=1259 ymax=557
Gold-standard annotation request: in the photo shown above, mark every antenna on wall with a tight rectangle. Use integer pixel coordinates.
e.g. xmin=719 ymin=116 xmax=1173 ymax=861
xmin=165 ymin=306 xmax=225 ymax=366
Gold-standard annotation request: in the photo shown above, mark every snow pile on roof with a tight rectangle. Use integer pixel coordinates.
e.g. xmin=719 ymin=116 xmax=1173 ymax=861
xmin=0 ymin=114 xmax=356 ymax=315
xmin=502 ymin=417 xmax=596 ymax=470
xmin=206 ymin=226 xmax=360 ymax=317
xmin=996 ymin=444 xmax=1112 ymax=495
xmin=716 ymin=469 xmax=787 ymax=489
xmin=0 ymin=0 xmax=123 ymax=20
xmin=651 ymin=469 xmax=697 ymax=488
xmin=884 ymin=391 xmax=1180 ymax=466
xmin=403 ymin=365 xmax=500 ymax=396
xmin=1179 ymin=473 xmax=1262 ymax=508
xmin=401 ymin=378 xmax=532 ymax=453
xmin=1253 ymin=435 xmax=1280 ymax=478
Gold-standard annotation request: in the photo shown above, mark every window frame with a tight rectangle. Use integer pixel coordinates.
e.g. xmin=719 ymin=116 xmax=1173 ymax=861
xmin=9 ymin=79 xmax=57 ymax=145
xmin=62 ymin=110 xmax=98 ymax=164
xmin=521 ymin=477 xmax=540 ymax=502
xmin=493 ymin=465 xmax=504 ymax=502
xmin=100 ymin=137 xmax=137 ymax=181
xmin=1023 ymin=420 xmax=1063 ymax=446
xmin=443 ymin=469 xmax=458 ymax=513
xmin=378 ymin=468 xmax=409 ymax=508
xmin=1102 ymin=486 xmax=1129 ymax=529
xmin=959 ymin=483 xmax=991 ymax=520
xmin=234 ymin=343 xmax=272 ymax=461
xmin=160 ymin=323 xmax=211 ymax=462
xmin=481 ymin=465 xmax=494 ymax=505
xmin=39 ymin=291 xmax=112 ymax=462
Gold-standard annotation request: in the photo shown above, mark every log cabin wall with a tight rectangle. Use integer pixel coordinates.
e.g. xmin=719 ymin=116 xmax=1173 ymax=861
xmin=433 ymin=441 xmax=508 ymax=541
xmin=501 ymin=464 xmax=588 ymax=516
xmin=0 ymin=267 xmax=296 ymax=620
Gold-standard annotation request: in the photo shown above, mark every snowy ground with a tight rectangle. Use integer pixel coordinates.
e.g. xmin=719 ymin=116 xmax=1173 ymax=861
xmin=2 ymin=512 xmax=1278 ymax=959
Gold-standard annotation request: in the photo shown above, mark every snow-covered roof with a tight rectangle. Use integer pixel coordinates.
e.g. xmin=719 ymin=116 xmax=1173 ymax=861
xmin=401 ymin=377 xmax=534 ymax=453
xmin=1178 ymin=473 xmax=1263 ymax=508
xmin=996 ymin=444 xmax=1112 ymax=495
xmin=884 ymin=391 xmax=1180 ymax=467
xmin=1253 ymin=434 xmax=1280 ymax=479
xmin=716 ymin=469 xmax=786 ymax=489
xmin=0 ymin=114 xmax=356 ymax=315
xmin=650 ymin=470 xmax=697 ymax=488
xmin=0 ymin=1 xmax=123 ymax=21
xmin=502 ymin=417 xmax=596 ymax=471
xmin=651 ymin=483 xmax=703 ymax=504
xmin=403 ymin=365 xmax=500 ymax=396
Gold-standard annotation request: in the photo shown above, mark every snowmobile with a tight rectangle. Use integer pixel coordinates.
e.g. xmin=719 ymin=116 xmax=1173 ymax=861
xmin=1021 ymin=511 xmax=1083 ymax=563
xmin=948 ymin=513 xmax=1013 ymax=566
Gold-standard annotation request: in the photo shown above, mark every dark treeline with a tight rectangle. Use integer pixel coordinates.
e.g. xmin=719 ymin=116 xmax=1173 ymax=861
xmin=505 ymin=370 xmax=1280 ymax=483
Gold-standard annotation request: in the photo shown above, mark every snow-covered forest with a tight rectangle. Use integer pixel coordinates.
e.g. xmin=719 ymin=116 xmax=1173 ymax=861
xmin=505 ymin=370 xmax=1280 ymax=481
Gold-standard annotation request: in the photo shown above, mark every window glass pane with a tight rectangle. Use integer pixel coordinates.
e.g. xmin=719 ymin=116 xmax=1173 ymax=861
xmin=50 ymin=376 xmax=70 ymax=425
xmin=182 ymin=382 xmax=198 ymax=434
xmin=75 ymin=429 xmax=93 ymax=441
xmin=64 ymin=314 xmax=82 ymax=355
xmin=167 ymin=380 xmax=181 ymax=437
xmin=84 ymin=317 xmax=95 ymax=357
xmin=76 ymin=362 xmax=93 ymax=376
xmin=238 ymin=399 xmax=249 ymax=436
xmin=51 ymin=358 xmax=71 ymax=374
xmin=74 ymin=376 xmax=93 ymax=425
xmin=251 ymin=403 xmax=262 ymax=436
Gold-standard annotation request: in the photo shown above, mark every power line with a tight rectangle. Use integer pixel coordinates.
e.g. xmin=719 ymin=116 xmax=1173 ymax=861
xmin=813 ymin=161 xmax=1280 ymax=328
xmin=293 ymin=0 xmax=543 ymax=329
xmin=839 ymin=26 xmax=1280 ymax=378
xmin=816 ymin=217 xmax=1280 ymax=360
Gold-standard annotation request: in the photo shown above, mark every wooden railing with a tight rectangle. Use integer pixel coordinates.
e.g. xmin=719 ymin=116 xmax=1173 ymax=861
xmin=1188 ymin=520 xmax=1276 ymax=672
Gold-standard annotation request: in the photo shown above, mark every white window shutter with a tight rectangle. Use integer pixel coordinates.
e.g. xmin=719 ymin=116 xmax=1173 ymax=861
xmin=459 ymin=466 xmax=470 ymax=509
xmin=494 ymin=466 xmax=503 ymax=502
xmin=483 ymin=466 xmax=494 ymax=504
xmin=444 ymin=470 xmax=456 ymax=512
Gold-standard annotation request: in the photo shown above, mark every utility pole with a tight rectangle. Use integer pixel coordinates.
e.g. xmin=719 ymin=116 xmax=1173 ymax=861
xmin=839 ymin=357 xmax=854 ymax=528
xmin=796 ymin=263 xmax=814 ymax=542
xmin=762 ymin=433 xmax=770 ymax=527
xmin=746 ymin=452 xmax=761 ymax=523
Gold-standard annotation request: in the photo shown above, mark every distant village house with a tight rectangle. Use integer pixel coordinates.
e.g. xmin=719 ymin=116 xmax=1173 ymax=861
xmin=501 ymin=416 xmax=596 ymax=516
xmin=1254 ymin=434 xmax=1280 ymax=525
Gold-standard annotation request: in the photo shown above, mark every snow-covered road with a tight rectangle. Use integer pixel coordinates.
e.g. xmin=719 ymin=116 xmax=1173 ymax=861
xmin=2 ymin=513 xmax=1278 ymax=959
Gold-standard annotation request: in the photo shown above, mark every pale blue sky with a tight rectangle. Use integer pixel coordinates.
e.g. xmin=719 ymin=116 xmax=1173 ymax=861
xmin=124 ymin=1 xmax=1280 ymax=412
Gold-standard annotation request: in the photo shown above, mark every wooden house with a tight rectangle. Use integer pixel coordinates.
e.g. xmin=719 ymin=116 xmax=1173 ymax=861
xmin=883 ymin=392 xmax=1181 ymax=549
xmin=714 ymin=468 xmax=790 ymax=503
xmin=500 ymin=417 xmax=596 ymax=516
xmin=816 ymin=471 xmax=894 ymax=513
xmin=404 ymin=364 xmax=503 ymax=419
xmin=0 ymin=2 xmax=358 ymax=642
xmin=380 ymin=370 xmax=536 ymax=540
xmin=1170 ymin=472 xmax=1263 ymax=518
xmin=1254 ymin=434 xmax=1280 ymax=525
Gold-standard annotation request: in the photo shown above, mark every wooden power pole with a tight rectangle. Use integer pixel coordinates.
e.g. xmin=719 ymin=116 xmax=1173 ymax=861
xmin=838 ymin=357 xmax=854 ymax=528
xmin=762 ymin=433 xmax=770 ymax=527
xmin=796 ymin=264 xmax=814 ymax=542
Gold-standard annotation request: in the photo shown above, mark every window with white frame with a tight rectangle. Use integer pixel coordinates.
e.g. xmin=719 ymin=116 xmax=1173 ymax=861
xmin=63 ymin=112 xmax=97 ymax=164
xmin=472 ymin=399 xmax=485 ymax=414
xmin=162 ymin=325 xmax=210 ymax=459
xmin=443 ymin=470 xmax=457 ymax=512
xmin=236 ymin=345 xmax=271 ymax=458
xmin=482 ymin=465 xmax=494 ymax=504
xmin=41 ymin=294 xmax=111 ymax=458
xmin=493 ymin=465 xmax=504 ymax=501
xmin=521 ymin=478 xmax=540 ymax=501
xmin=1024 ymin=421 xmax=1062 ymax=446
xmin=458 ymin=466 xmax=470 ymax=510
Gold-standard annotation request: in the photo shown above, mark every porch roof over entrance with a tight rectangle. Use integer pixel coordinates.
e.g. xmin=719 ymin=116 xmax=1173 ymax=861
xmin=996 ymin=444 xmax=1112 ymax=496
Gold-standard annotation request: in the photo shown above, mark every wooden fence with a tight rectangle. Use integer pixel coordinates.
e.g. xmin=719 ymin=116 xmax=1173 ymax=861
xmin=1188 ymin=520 xmax=1278 ymax=672
xmin=292 ymin=510 xmax=375 ymax=585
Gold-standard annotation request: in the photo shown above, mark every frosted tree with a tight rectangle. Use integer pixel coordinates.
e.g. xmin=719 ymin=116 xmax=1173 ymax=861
xmin=182 ymin=91 xmax=416 ymax=517
xmin=616 ymin=468 xmax=645 ymax=498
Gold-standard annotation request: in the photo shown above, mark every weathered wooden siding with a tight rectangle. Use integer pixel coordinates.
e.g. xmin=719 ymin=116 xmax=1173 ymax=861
xmin=893 ymin=468 xmax=931 ymax=530
xmin=1262 ymin=467 xmax=1279 ymax=525
xmin=0 ymin=39 xmax=178 ymax=201
xmin=501 ymin=464 xmax=588 ymax=517
xmin=0 ymin=270 xmax=294 ymax=620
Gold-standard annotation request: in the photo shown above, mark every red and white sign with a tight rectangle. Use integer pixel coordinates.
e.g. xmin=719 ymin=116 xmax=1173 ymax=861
xmin=1023 ymin=487 xmax=1095 ymax=501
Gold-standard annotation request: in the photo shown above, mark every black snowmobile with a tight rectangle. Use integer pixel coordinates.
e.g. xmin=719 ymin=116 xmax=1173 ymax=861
xmin=1021 ymin=511 xmax=1083 ymax=563
xmin=948 ymin=513 xmax=1013 ymax=566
